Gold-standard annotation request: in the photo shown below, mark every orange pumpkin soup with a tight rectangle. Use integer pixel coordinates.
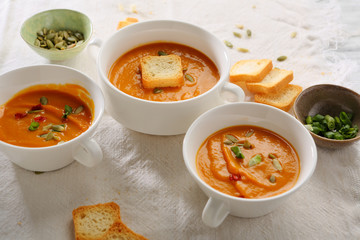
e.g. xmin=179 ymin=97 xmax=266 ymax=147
xmin=196 ymin=125 xmax=300 ymax=199
xmin=0 ymin=84 xmax=93 ymax=147
xmin=108 ymin=42 xmax=220 ymax=101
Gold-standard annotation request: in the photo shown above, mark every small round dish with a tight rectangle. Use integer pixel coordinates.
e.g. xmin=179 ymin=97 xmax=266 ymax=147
xmin=20 ymin=9 xmax=92 ymax=61
xmin=294 ymin=84 xmax=360 ymax=149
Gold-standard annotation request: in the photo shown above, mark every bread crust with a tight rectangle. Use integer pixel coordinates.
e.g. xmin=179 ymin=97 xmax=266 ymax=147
xmin=104 ymin=222 xmax=148 ymax=240
xmin=246 ymin=68 xmax=294 ymax=94
xmin=254 ymin=84 xmax=302 ymax=111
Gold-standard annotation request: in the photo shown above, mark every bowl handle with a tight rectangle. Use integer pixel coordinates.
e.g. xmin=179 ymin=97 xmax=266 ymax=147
xmin=87 ymin=38 xmax=103 ymax=61
xmin=202 ymin=197 xmax=229 ymax=228
xmin=73 ymin=138 xmax=103 ymax=167
xmin=220 ymin=82 xmax=245 ymax=104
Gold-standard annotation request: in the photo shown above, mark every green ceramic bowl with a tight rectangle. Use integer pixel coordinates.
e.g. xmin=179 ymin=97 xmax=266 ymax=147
xmin=20 ymin=9 xmax=92 ymax=61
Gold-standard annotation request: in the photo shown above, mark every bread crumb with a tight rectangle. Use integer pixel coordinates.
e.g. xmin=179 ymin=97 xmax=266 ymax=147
xmin=130 ymin=4 xmax=138 ymax=13
xmin=17 ymin=221 xmax=22 ymax=226
xmin=118 ymin=4 xmax=124 ymax=11
xmin=117 ymin=18 xmax=138 ymax=30
xmin=291 ymin=32 xmax=297 ymax=38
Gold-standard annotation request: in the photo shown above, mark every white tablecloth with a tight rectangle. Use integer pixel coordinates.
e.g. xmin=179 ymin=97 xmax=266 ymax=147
xmin=0 ymin=0 xmax=359 ymax=239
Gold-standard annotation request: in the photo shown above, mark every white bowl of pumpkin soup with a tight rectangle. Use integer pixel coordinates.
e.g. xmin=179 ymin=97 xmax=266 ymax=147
xmin=91 ymin=20 xmax=245 ymax=135
xmin=0 ymin=65 xmax=104 ymax=171
xmin=183 ymin=102 xmax=317 ymax=227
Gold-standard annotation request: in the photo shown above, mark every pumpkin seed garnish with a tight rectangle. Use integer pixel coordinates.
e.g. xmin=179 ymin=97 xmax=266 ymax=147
xmin=233 ymin=32 xmax=242 ymax=38
xmin=224 ymin=40 xmax=233 ymax=48
xmin=37 ymin=30 xmax=44 ymax=37
xmin=243 ymin=140 xmax=252 ymax=149
xmin=45 ymin=131 xmax=54 ymax=141
xmin=272 ymin=159 xmax=283 ymax=171
xmin=223 ymin=139 xmax=233 ymax=145
xmin=158 ymin=51 xmax=168 ymax=56
xmin=40 ymin=96 xmax=48 ymax=105
xmin=277 ymin=56 xmax=287 ymax=62
xmin=269 ymin=175 xmax=276 ymax=183
xmin=245 ymin=129 xmax=254 ymax=137
xmin=237 ymin=48 xmax=249 ymax=53
xmin=51 ymin=124 xmax=65 ymax=132
xmin=74 ymin=32 xmax=84 ymax=40
xmin=43 ymin=124 xmax=53 ymax=131
xmin=53 ymin=134 xmax=60 ymax=141
xmin=185 ymin=74 xmax=194 ymax=82
xmin=249 ymin=154 xmax=262 ymax=167
xmin=153 ymin=88 xmax=163 ymax=94
xmin=268 ymin=153 xmax=276 ymax=159
xmin=34 ymin=171 xmax=44 ymax=175
xmin=246 ymin=29 xmax=252 ymax=37
xmin=74 ymin=105 xmax=84 ymax=114
xmin=27 ymin=109 xmax=43 ymax=114
xmin=225 ymin=134 xmax=239 ymax=143
xmin=39 ymin=133 xmax=48 ymax=138
xmin=34 ymin=39 xmax=41 ymax=47
xmin=34 ymin=27 xmax=84 ymax=50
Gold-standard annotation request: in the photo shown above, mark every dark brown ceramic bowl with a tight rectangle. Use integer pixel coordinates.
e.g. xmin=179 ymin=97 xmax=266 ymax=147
xmin=294 ymin=84 xmax=360 ymax=149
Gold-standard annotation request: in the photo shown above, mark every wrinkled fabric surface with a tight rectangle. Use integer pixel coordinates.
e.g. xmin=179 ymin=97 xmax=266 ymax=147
xmin=0 ymin=0 xmax=359 ymax=239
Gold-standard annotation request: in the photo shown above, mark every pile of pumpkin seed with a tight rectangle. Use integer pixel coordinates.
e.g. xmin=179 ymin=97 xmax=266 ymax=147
xmin=34 ymin=28 xmax=84 ymax=50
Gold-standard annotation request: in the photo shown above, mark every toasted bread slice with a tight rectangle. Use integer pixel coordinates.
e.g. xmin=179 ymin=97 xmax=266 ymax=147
xmin=140 ymin=54 xmax=184 ymax=88
xmin=230 ymin=59 xmax=272 ymax=83
xmin=104 ymin=222 xmax=148 ymax=240
xmin=246 ymin=68 xmax=294 ymax=94
xmin=72 ymin=202 xmax=121 ymax=240
xmin=254 ymin=84 xmax=302 ymax=111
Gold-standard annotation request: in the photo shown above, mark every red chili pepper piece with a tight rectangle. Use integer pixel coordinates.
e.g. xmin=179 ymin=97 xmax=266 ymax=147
xmin=34 ymin=116 xmax=47 ymax=122
xmin=15 ymin=113 xmax=27 ymax=119
xmin=62 ymin=117 xmax=69 ymax=123
xmin=229 ymin=174 xmax=241 ymax=181
xmin=30 ymin=104 xmax=43 ymax=111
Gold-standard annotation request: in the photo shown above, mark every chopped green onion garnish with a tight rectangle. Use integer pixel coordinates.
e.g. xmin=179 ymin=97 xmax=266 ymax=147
xmin=230 ymin=146 xmax=245 ymax=159
xmin=248 ymin=154 xmax=262 ymax=167
xmin=28 ymin=121 xmax=40 ymax=131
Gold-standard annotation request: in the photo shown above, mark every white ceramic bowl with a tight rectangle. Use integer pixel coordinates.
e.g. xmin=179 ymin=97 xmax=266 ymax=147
xmin=183 ymin=102 xmax=317 ymax=227
xmin=0 ymin=65 xmax=104 ymax=171
xmin=90 ymin=20 xmax=245 ymax=135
